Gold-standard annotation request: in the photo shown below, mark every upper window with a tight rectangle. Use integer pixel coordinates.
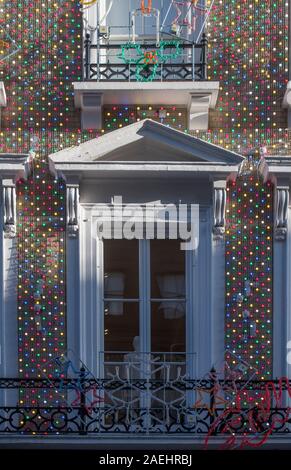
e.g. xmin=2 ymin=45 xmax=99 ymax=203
xmin=84 ymin=0 xmax=207 ymax=41
xmin=150 ymin=239 xmax=186 ymax=353
xmin=103 ymin=238 xmax=186 ymax=358
xmin=104 ymin=239 xmax=140 ymax=353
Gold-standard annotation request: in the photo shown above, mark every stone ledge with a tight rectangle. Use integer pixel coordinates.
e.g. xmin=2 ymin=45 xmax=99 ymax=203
xmin=73 ymin=81 xmax=219 ymax=131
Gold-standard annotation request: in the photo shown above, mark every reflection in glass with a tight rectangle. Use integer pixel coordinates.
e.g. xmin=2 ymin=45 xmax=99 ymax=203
xmin=104 ymin=301 xmax=139 ymax=353
xmin=103 ymin=239 xmax=140 ymax=356
xmin=151 ymin=239 xmax=185 ymax=298
xmin=151 ymin=302 xmax=185 ymax=353
xmin=104 ymin=239 xmax=139 ymax=299
xmin=150 ymin=239 xmax=185 ymax=353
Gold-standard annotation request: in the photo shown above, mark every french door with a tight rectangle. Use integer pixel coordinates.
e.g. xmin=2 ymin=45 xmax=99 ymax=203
xmin=102 ymin=238 xmax=187 ymax=368
xmin=99 ymin=238 xmax=195 ymax=429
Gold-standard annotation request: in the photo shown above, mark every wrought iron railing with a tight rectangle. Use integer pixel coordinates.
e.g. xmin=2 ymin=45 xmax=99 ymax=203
xmin=0 ymin=376 xmax=291 ymax=441
xmin=83 ymin=34 xmax=208 ymax=81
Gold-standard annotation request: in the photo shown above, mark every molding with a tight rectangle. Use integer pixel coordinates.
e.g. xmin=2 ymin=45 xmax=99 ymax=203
xmin=47 ymin=162 xmax=241 ymax=182
xmin=73 ymin=81 xmax=219 ymax=107
xmin=2 ymin=181 xmax=16 ymax=238
xmin=0 ymin=154 xmax=28 ymax=182
xmin=212 ymin=181 xmax=226 ymax=239
xmin=275 ymin=186 xmax=289 ymax=241
xmin=67 ymin=184 xmax=79 ymax=238
xmin=79 ymin=92 xmax=103 ymax=130
xmin=49 ymin=119 xmax=243 ymax=166
xmin=187 ymin=94 xmax=212 ymax=131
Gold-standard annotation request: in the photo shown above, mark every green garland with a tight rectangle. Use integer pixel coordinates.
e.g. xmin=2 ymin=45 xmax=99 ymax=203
xmin=119 ymin=40 xmax=182 ymax=82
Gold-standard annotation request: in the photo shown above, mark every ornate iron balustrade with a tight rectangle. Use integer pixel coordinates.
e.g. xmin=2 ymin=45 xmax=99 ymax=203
xmin=0 ymin=376 xmax=291 ymax=438
xmin=83 ymin=34 xmax=208 ymax=81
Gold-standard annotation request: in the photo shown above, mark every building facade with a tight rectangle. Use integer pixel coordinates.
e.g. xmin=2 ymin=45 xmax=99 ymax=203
xmin=0 ymin=0 xmax=291 ymax=449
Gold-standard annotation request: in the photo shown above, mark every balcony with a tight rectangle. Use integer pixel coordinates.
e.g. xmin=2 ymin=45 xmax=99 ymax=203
xmin=1 ymin=355 xmax=291 ymax=448
xmin=83 ymin=34 xmax=208 ymax=82
xmin=73 ymin=34 xmax=219 ymax=131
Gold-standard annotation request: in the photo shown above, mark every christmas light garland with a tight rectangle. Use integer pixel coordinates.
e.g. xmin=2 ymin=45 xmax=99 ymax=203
xmin=17 ymin=153 xmax=66 ymax=407
xmin=119 ymin=40 xmax=182 ymax=82
xmin=207 ymin=0 xmax=289 ymax=152
xmin=225 ymin=156 xmax=274 ymax=379
xmin=0 ymin=0 xmax=287 ymax=392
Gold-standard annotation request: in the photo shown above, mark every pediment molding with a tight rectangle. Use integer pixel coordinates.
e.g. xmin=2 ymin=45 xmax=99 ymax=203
xmin=49 ymin=119 xmax=243 ymax=168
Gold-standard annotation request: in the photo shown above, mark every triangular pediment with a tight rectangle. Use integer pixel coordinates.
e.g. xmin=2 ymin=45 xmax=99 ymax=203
xmin=49 ymin=119 xmax=243 ymax=165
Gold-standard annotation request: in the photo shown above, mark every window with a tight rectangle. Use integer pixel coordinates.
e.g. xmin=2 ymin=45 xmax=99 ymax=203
xmin=102 ymin=239 xmax=186 ymax=373
xmin=103 ymin=239 xmax=139 ymax=354
xmin=85 ymin=1 xmax=206 ymax=41
xmin=150 ymin=239 xmax=185 ymax=353
xmin=101 ymin=238 xmax=194 ymax=427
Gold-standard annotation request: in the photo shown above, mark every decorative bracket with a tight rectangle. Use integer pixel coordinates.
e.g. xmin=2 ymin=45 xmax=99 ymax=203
xmin=67 ymin=184 xmax=79 ymax=238
xmin=188 ymin=94 xmax=212 ymax=131
xmin=213 ymin=182 xmax=226 ymax=239
xmin=275 ymin=187 xmax=289 ymax=241
xmin=2 ymin=181 xmax=16 ymax=238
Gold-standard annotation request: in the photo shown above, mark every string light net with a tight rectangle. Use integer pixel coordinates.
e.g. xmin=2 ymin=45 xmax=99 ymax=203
xmin=0 ymin=0 xmax=287 ymax=387
xmin=103 ymin=105 xmax=187 ymax=131
xmin=225 ymin=157 xmax=274 ymax=380
xmin=0 ymin=0 xmax=86 ymax=154
xmin=205 ymin=0 xmax=289 ymax=153
xmin=0 ymin=0 xmax=82 ymax=397
xmin=1 ymin=1 xmax=289 ymax=154
xmin=17 ymin=154 xmax=66 ymax=406
xmin=91 ymin=0 xmax=290 ymax=154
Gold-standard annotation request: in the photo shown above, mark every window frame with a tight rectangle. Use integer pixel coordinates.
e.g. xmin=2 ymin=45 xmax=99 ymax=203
xmin=76 ymin=202 xmax=212 ymax=382
xmin=97 ymin=232 xmax=196 ymax=380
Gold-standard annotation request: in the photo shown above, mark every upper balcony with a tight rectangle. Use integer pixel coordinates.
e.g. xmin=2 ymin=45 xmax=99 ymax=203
xmin=83 ymin=33 xmax=208 ymax=82
xmin=74 ymin=33 xmax=219 ymax=131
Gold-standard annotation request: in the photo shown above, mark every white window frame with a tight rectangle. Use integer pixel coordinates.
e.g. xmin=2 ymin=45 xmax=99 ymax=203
xmin=77 ymin=203 xmax=212 ymax=380
xmin=93 ymin=203 xmax=197 ymax=379
xmin=101 ymin=238 xmax=189 ymax=355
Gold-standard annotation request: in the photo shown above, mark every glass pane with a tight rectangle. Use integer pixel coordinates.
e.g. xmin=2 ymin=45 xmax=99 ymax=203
xmin=150 ymin=239 xmax=186 ymax=352
xmin=104 ymin=301 xmax=139 ymax=353
xmin=106 ymin=0 xmax=166 ymax=37
xmin=151 ymin=301 xmax=186 ymax=353
xmin=104 ymin=239 xmax=139 ymax=299
xmin=104 ymin=300 xmax=140 ymax=384
xmin=150 ymin=239 xmax=185 ymax=299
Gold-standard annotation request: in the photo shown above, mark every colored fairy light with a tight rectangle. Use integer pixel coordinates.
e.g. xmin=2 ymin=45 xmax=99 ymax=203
xmin=207 ymin=0 xmax=289 ymax=153
xmin=119 ymin=40 xmax=182 ymax=82
xmin=103 ymin=105 xmax=187 ymax=130
xmin=0 ymin=1 xmax=288 ymax=153
xmin=0 ymin=0 xmax=287 ymax=392
xmin=0 ymin=0 xmax=86 ymax=153
xmin=77 ymin=0 xmax=289 ymax=153
xmin=17 ymin=151 xmax=66 ymax=406
xmin=225 ymin=157 xmax=274 ymax=379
